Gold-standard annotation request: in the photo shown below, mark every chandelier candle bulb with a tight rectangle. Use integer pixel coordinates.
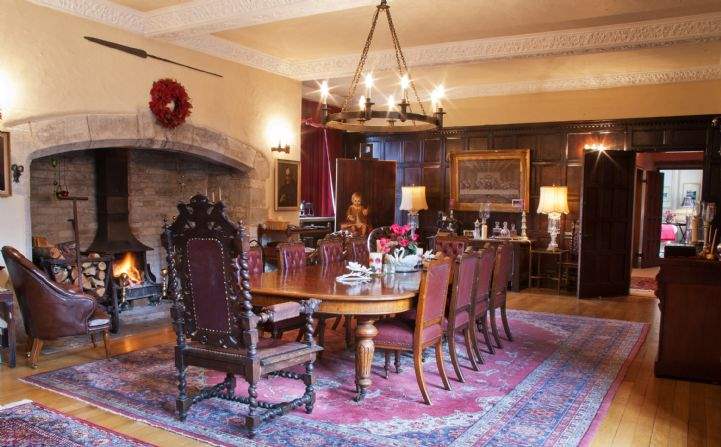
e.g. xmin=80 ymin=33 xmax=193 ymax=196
xmin=364 ymin=73 xmax=373 ymax=99
xmin=320 ymin=80 xmax=329 ymax=105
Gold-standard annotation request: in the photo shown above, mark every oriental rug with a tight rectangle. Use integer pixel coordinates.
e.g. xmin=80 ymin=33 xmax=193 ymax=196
xmin=21 ymin=310 xmax=647 ymax=447
xmin=0 ymin=400 xmax=152 ymax=446
xmin=629 ymin=276 xmax=657 ymax=292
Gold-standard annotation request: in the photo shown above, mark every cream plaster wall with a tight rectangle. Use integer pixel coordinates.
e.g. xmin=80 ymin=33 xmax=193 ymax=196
xmin=440 ymin=80 xmax=721 ymax=127
xmin=0 ymin=0 xmax=301 ymax=261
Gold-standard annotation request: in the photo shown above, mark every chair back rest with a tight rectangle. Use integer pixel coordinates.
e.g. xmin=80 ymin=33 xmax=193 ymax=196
xmin=162 ymin=195 xmax=253 ymax=349
xmin=415 ymin=257 xmax=452 ymax=344
xmin=491 ymin=243 xmax=513 ymax=295
xmin=473 ymin=247 xmax=496 ymax=314
xmin=1 ymin=246 xmax=91 ymax=339
xmin=318 ymin=240 xmax=344 ymax=266
xmin=278 ymin=242 xmax=307 ymax=270
xmin=448 ymin=252 xmax=479 ymax=326
xmin=246 ymin=245 xmax=264 ymax=275
xmin=435 ymin=236 xmax=468 ymax=258
xmin=348 ymin=238 xmax=370 ymax=264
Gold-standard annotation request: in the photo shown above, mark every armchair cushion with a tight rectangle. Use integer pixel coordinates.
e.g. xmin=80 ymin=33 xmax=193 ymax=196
xmin=260 ymin=301 xmax=302 ymax=323
xmin=375 ymin=318 xmax=443 ymax=349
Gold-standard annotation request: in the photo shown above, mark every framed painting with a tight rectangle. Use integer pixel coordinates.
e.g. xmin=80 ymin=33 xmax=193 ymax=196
xmin=450 ymin=149 xmax=530 ymax=212
xmin=274 ymin=159 xmax=301 ymax=211
xmin=0 ymin=132 xmax=10 ymax=197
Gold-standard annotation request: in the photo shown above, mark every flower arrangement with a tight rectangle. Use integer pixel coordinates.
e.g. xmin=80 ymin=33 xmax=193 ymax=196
xmin=377 ymin=224 xmax=420 ymax=255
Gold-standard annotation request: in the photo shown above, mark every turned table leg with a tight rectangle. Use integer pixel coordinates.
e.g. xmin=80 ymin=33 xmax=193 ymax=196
xmin=353 ymin=316 xmax=377 ymax=402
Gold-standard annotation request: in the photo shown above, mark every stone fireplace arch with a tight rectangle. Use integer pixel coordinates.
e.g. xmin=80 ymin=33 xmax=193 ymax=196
xmin=4 ymin=111 xmax=270 ymax=256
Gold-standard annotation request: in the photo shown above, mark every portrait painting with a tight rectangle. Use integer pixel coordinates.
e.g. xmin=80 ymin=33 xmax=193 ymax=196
xmin=0 ymin=132 xmax=10 ymax=197
xmin=450 ymin=149 xmax=530 ymax=212
xmin=274 ymin=159 xmax=300 ymax=211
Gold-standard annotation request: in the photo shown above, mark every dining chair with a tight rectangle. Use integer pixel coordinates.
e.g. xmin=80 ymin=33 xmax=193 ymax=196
xmin=1 ymin=246 xmax=112 ymax=368
xmin=375 ymin=257 xmax=453 ymax=405
xmin=473 ymin=246 xmax=497 ymax=357
xmin=434 ymin=235 xmax=469 ymax=258
xmin=162 ymin=196 xmax=322 ymax=437
xmin=245 ymin=244 xmax=264 ymax=275
xmin=489 ymin=243 xmax=514 ymax=348
xmin=347 ymin=237 xmax=370 ymax=265
xmin=318 ymin=239 xmax=345 ymax=265
xmin=446 ymin=252 xmax=481 ymax=382
xmin=278 ymin=242 xmax=308 ymax=270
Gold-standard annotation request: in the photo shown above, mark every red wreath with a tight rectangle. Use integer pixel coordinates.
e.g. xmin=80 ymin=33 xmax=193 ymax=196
xmin=148 ymin=78 xmax=192 ymax=129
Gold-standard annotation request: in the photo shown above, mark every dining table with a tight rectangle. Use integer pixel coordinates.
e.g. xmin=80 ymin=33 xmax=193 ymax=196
xmin=250 ymin=264 xmax=421 ymax=401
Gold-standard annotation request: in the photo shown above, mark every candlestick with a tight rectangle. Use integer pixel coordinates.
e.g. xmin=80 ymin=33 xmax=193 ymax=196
xmin=211 ymin=191 xmax=215 ymax=202
xmin=219 ymin=187 xmax=222 ymax=202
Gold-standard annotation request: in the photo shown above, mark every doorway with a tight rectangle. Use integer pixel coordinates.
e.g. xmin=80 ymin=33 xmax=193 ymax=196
xmin=630 ymin=151 xmax=704 ymax=295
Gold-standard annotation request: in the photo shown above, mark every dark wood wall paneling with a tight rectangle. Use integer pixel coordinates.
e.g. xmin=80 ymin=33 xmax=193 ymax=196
xmin=344 ymin=115 xmax=719 ymax=248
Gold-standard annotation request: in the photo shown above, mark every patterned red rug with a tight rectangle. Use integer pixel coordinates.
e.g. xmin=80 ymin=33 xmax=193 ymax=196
xmin=630 ymin=276 xmax=657 ymax=291
xmin=21 ymin=310 xmax=647 ymax=447
xmin=0 ymin=400 xmax=152 ymax=446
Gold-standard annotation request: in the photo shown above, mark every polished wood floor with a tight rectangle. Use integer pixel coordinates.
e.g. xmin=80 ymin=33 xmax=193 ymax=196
xmin=1 ymin=291 xmax=719 ymax=446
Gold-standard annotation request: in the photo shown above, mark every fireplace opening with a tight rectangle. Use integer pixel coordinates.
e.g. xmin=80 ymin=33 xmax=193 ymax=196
xmin=114 ymin=251 xmax=144 ymax=285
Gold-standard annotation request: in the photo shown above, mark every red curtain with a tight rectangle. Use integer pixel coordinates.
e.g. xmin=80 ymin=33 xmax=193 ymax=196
xmin=301 ymin=99 xmax=343 ymax=217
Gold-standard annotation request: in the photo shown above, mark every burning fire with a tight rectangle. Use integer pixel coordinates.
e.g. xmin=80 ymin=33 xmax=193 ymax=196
xmin=114 ymin=252 xmax=143 ymax=285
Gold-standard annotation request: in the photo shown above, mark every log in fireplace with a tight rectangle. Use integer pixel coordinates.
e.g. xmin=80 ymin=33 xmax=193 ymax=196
xmin=87 ymin=149 xmax=162 ymax=332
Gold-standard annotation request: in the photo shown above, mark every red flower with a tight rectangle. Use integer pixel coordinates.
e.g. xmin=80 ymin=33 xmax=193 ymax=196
xmin=399 ymin=238 xmax=409 ymax=247
xmin=412 ymin=233 xmax=419 ymax=241
xmin=390 ymin=224 xmax=403 ymax=235
xmin=149 ymin=78 xmax=192 ymax=129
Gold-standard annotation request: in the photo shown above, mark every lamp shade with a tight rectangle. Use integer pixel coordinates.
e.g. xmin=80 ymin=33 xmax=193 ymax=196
xmin=537 ymin=186 xmax=569 ymax=215
xmin=399 ymin=186 xmax=428 ymax=212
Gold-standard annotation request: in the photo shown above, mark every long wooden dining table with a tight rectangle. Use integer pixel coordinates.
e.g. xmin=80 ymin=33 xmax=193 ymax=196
xmin=250 ymin=264 xmax=421 ymax=401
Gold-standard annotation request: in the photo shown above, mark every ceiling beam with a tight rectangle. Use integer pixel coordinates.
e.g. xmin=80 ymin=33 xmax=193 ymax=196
xmin=145 ymin=0 xmax=379 ymax=38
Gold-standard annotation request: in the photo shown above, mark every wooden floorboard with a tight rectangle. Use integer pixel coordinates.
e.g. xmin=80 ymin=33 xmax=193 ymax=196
xmin=0 ymin=291 xmax=719 ymax=446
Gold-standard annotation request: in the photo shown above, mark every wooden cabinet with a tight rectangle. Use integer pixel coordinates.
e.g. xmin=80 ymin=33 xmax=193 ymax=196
xmin=655 ymin=258 xmax=721 ymax=383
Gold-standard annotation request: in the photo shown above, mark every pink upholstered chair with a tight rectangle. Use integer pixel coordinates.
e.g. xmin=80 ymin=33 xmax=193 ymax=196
xmin=489 ymin=243 xmax=514 ymax=348
xmin=245 ymin=245 xmax=264 ymax=275
xmin=318 ymin=240 xmax=344 ymax=266
xmin=435 ymin=236 xmax=469 ymax=258
xmin=446 ymin=252 xmax=481 ymax=382
xmin=473 ymin=246 xmax=497 ymax=357
xmin=375 ymin=257 xmax=453 ymax=405
xmin=347 ymin=238 xmax=370 ymax=265
xmin=278 ymin=242 xmax=307 ymax=270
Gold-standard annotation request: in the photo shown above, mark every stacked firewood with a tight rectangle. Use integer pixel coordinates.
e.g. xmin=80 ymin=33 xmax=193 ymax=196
xmin=45 ymin=250 xmax=109 ymax=299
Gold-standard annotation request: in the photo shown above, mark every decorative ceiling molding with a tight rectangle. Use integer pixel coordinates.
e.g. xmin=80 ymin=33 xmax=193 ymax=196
xmin=438 ymin=65 xmax=721 ymax=100
xmin=291 ymin=12 xmax=721 ymax=80
xmin=28 ymin=0 xmax=145 ymax=33
xmin=143 ymin=0 xmax=379 ymax=38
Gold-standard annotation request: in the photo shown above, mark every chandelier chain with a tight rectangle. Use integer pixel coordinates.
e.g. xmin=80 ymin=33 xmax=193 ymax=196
xmin=384 ymin=6 xmax=426 ymax=116
xmin=341 ymin=6 xmax=381 ymax=112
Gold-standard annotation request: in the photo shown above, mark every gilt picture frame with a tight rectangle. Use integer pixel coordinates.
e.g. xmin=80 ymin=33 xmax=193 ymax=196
xmin=450 ymin=149 xmax=530 ymax=212
xmin=274 ymin=159 xmax=301 ymax=211
xmin=0 ymin=132 xmax=10 ymax=197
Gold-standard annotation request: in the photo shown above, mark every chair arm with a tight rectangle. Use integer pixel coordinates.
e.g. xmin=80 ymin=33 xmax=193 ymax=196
xmin=258 ymin=301 xmax=302 ymax=324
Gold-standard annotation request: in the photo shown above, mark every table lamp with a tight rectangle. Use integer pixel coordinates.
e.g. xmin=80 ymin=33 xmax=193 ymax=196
xmin=399 ymin=186 xmax=428 ymax=239
xmin=537 ymin=186 xmax=569 ymax=251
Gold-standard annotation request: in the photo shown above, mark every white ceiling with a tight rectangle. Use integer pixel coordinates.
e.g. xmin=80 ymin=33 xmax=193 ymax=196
xmin=29 ymin=0 xmax=721 ymax=103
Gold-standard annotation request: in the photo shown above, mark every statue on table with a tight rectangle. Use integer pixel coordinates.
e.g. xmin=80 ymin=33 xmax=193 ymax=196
xmin=340 ymin=192 xmax=370 ymax=236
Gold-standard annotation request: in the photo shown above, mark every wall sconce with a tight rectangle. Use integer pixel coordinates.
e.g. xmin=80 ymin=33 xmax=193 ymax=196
xmin=10 ymin=164 xmax=24 ymax=183
xmin=271 ymin=142 xmax=290 ymax=154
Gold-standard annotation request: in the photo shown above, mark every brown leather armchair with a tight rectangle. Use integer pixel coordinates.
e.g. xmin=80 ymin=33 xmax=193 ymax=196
xmin=1 ymin=246 xmax=112 ymax=368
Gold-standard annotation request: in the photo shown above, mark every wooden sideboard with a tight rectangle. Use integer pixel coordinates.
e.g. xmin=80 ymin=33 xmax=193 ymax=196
xmin=655 ymin=258 xmax=721 ymax=383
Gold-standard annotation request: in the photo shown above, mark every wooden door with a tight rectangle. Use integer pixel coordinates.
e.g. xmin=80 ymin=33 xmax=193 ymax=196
xmin=639 ymin=171 xmax=664 ymax=267
xmin=578 ymin=150 xmax=636 ymax=298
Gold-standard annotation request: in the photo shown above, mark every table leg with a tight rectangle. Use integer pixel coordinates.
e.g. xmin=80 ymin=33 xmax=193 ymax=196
xmin=353 ymin=316 xmax=377 ymax=402
xmin=7 ymin=303 xmax=15 ymax=368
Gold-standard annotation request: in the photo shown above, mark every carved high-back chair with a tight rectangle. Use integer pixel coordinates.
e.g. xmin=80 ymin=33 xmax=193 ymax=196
xmin=162 ymin=196 xmax=322 ymax=437
xmin=434 ymin=235 xmax=469 ymax=258
xmin=473 ymin=246 xmax=498 ymax=356
xmin=489 ymin=243 xmax=514 ymax=348
xmin=446 ymin=252 xmax=481 ymax=382
xmin=245 ymin=242 xmax=264 ymax=276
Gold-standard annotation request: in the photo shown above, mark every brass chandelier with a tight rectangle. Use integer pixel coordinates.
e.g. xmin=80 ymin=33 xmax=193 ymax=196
xmin=320 ymin=0 xmax=446 ymax=133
